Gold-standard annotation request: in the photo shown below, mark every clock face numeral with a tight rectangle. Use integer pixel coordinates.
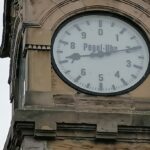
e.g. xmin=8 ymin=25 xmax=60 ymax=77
xmin=81 ymin=68 xmax=86 ymax=76
xmin=81 ymin=32 xmax=87 ymax=39
xmin=99 ymin=74 xmax=104 ymax=81
xmin=126 ymin=60 xmax=132 ymax=68
xmin=52 ymin=13 xmax=149 ymax=95
xmin=70 ymin=42 xmax=76 ymax=49
xmin=115 ymin=71 xmax=120 ymax=78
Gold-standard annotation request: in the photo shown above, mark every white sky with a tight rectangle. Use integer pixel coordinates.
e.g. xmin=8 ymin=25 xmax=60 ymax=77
xmin=0 ymin=0 xmax=11 ymax=149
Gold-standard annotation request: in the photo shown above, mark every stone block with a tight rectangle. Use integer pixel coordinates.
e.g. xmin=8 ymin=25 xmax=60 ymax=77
xmin=21 ymin=137 xmax=47 ymax=150
xmin=27 ymin=51 xmax=51 ymax=92
xmin=25 ymin=91 xmax=54 ymax=106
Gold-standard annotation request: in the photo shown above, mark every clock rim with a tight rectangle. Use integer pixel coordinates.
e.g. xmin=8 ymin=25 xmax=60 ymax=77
xmin=51 ymin=11 xmax=150 ymax=96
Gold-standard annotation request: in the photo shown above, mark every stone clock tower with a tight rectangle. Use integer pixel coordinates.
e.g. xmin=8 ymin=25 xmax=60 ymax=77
xmin=1 ymin=0 xmax=150 ymax=149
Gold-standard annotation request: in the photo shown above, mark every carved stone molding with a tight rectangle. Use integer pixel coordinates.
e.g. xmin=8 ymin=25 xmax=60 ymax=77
xmin=8 ymin=0 xmax=24 ymax=101
xmin=23 ymin=44 xmax=51 ymax=56
xmin=4 ymin=122 xmax=35 ymax=150
xmin=13 ymin=0 xmax=23 ymax=14
xmin=36 ymin=0 xmax=150 ymax=26
xmin=21 ymin=0 xmax=150 ymax=28
xmin=114 ymin=0 xmax=150 ymax=16
xmin=13 ymin=109 xmax=150 ymax=140
xmin=4 ymin=107 xmax=150 ymax=149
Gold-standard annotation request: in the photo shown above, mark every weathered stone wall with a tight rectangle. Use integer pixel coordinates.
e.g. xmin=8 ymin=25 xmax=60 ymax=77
xmin=5 ymin=0 xmax=150 ymax=150
xmin=21 ymin=137 xmax=150 ymax=150
xmin=48 ymin=140 xmax=150 ymax=150
xmin=23 ymin=0 xmax=150 ymax=101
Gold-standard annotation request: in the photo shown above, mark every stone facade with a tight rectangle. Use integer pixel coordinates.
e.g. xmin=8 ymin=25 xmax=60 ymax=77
xmin=1 ymin=0 xmax=150 ymax=150
xmin=21 ymin=137 xmax=150 ymax=150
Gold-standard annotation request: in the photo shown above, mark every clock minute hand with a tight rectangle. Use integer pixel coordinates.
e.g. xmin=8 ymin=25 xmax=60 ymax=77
xmin=93 ymin=46 xmax=141 ymax=58
xmin=112 ymin=46 xmax=142 ymax=54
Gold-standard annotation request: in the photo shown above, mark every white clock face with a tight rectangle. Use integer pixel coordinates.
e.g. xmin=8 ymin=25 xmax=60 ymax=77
xmin=51 ymin=12 xmax=150 ymax=95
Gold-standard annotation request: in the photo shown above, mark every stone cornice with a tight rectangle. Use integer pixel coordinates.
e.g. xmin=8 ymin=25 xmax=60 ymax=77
xmin=13 ymin=109 xmax=150 ymax=140
xmin=25 ymin=0 xmax=150 ymax=26
xmin=4 ymin=108 xmax=150 ymax=149
xmin=23 ymin=44 xmax=50 ymax=57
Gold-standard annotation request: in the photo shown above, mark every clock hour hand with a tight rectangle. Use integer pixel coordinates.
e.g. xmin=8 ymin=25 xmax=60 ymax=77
xmin=66 ymin=53 xmax=81 ymax=63
xmin=66 ymin=52 xmax=99 ymax=63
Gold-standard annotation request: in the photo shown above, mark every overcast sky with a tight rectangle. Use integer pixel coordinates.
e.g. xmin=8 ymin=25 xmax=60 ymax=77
xmin=0 ymin=0 xmax=11 ymax=149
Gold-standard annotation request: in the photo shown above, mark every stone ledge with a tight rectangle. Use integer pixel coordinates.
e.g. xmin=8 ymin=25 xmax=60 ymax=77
xmin=4 ymin=108 xmax=150 ymax=150
xmin=11 ymin=110 xmax=150 ymax=141
xmin=24 ymin=92 xmax=150 ymax=113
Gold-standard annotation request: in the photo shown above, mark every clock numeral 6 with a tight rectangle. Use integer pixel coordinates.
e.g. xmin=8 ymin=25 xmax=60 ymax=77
xmin=99 ymin=74 xmax=104 ymax=81
xmin=81 ymin=68 xmax=86 ymax=76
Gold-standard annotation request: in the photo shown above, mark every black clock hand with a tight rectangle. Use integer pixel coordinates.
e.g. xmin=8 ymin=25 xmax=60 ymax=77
xmin=66 ymin=53 xmax=81 ymax=63
xmin=66 ymin=52 xmax=103 ymax=63
xmin=104 ymin=46 xmax=142 ymax=55
xmin=65 ymin=46 xmax=141 ymax=62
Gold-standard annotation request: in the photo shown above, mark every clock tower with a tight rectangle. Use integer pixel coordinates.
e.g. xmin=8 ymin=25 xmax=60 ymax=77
xmin=1 ymin=0 xmax=150 ymax=149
